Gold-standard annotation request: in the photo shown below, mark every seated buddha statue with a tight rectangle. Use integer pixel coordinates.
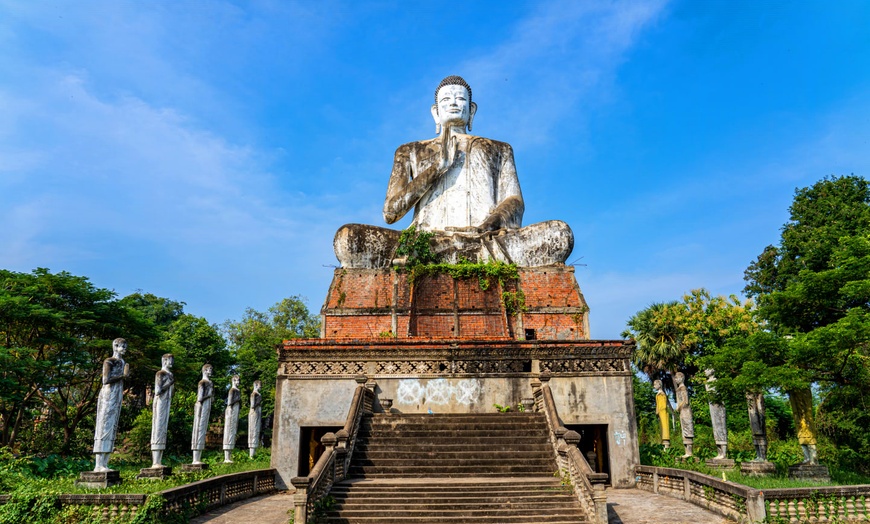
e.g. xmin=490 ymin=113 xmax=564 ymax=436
xmin=334 ymin=75 xmax=573 ymax=268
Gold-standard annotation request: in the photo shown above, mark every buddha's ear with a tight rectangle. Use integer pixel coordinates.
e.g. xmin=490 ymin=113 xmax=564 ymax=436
xmin=431 ymin=104 xmax=440 ymax=134
xmin=467 ymin=102 xmax=478 ymax=132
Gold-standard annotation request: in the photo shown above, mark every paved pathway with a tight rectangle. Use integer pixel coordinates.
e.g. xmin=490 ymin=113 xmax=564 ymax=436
xmin=607 ymin=488 xmax=736 ymax=524
xmin=189 ymin=487 xmax=735 ymax=524
xmin=189 ymin=491 xmax=294 ymax=524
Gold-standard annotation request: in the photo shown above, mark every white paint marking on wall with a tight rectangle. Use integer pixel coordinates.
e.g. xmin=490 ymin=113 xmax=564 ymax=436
xmin=614 ymin=430 xmax=627 ymax=447
xmin=395 ymin=378 xmax=482 ymax=406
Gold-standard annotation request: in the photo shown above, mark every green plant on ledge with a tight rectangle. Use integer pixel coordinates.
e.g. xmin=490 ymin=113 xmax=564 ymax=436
xmin=394 ymin=226 xmax=437 ymax=267
xmin=501 ymin=290 xmax=526 ymax=316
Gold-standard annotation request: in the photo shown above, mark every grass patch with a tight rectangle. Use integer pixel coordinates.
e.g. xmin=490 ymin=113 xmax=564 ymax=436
xmin=640 ymin=443 xmax=870 ymax=489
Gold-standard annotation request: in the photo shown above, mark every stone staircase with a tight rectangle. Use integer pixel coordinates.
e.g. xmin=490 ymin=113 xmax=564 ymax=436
xmin=324 ymin=412 xmax=588 ymax=523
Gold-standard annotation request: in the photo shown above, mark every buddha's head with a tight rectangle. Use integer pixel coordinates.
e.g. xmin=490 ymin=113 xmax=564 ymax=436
xmin=431 ymin=75 xmax=477 ymax=133
xmin=231 ymin=374 xmax=240 ymax=388
xmin=253 ymin=380 xmax=262 ymax=392
xmin=202 ymin=363 xmax=213 ymax=378
xmin=653 ymin=379 xmax=662 ymax=392
xmin=674 ymin=372 xmax=685 ymax=386
xmin=162 ymin=353 xmax=174 ymax=370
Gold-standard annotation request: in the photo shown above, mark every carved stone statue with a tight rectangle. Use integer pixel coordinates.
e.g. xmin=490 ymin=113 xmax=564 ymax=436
xmin=150 ymin=354 xmax=174 ymax=467
xmin=674 ymin=372 xmax=694 ymax=457
xmin=334 ymin=75 xmax=573 ymax=268
xmin=248 ymin=380 xmax=262 ymax=459
xmin=704 ymin=369 xmax=728 ymax=460
xmin=191 ymin=364 xmax=214 ymax=465
xmin=654 ymin=379 xmax=671 ymax=448
xmin=92 ymin=338 xmax=130 ymax=472
xmin=223 ymin=375 xmax=241 ymax=463
xmin=746 ymin=391 xmax=768 ymax=462
xmin=789 ymin=387 xmax=819 ymax=465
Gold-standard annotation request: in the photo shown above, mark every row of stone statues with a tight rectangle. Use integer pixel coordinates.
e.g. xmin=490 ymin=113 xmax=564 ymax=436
xmin=82 ymin=338 xmax=263 ymax=484
xmin=653 ymin=370 xmax=821 ymax=475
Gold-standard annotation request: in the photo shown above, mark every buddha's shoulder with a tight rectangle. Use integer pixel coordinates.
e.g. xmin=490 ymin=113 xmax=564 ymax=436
xmin=394 ymin=135 xmax=513 ymax=152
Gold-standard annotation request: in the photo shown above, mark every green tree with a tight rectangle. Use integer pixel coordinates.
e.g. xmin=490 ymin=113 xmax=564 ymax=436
xmin=224 ymin=297 xmax=319 ymax=420
xmin=740 ymin=175 xmax=870 ymax=471
xmin=0 ymin=269 xmax=159 ymax=453
xmin=623 ymin=290 xmax=756 ymax=386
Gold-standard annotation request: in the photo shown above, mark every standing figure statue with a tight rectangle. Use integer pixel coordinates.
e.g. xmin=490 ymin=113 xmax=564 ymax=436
xmin=93 ymin=338 xmax=130 ymax=472
xmin=333 ymin=75 xmax=574 ymax=268
xmin=789 ymin=388 xmax=819 ymax=465
xmin=654 ymin=379 xmax=672 ymax=448
xmin=746 ymin=391 xmax=768 ymax=461
xmin=248 ymin=380 xmax=262 ymax=459
xmin=704 ymin=369 xmax=728 ymax=460
xmin=674 ymin=372 xmax=695 ymax=458
xmin=191 ymin=364 xmax=214 ymax=465
xmin=223 ymin=375 xmax=241 ymax=463
xmin=150 ymin=354 xmax=174 ymax=467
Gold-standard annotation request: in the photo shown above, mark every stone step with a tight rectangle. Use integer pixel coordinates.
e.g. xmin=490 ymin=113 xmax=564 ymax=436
xmin=354 ymin=450 xmax=553 ymax=460
xmin=324 ymin=511 xmax=586 ymax=523
xmin=347 ymin=467 xmax=556 ymax=477
xmin=355 ymin=442 xmax=550 ymax=451
xmin=324 ymin=414 xmax=585 ymax=524
xmin=360 ymin=426 xmax=548 ymax=438
xmin=331 ymin=480 xmax=569 ymax=492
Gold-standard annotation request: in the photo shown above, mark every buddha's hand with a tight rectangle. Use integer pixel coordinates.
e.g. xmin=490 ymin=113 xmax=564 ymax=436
xmin=479 ymin=212 xmax=505 ymax=232
xmin=438 ymin=127 xmax=459 ymax=174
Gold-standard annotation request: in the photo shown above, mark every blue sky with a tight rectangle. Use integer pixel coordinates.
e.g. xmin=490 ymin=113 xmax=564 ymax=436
xmin=1 ymin=0 xmax=868 ymax=338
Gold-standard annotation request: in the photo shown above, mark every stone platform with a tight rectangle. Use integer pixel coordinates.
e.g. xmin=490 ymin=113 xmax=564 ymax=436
xmin=182 ymin=463 xmax=210 ymax=472
xmin=137 ymin=465 xmax=172 ymax=479
xmin=740 ymin=461 xmax=776 ymax=476
xmin=272 ymin=263 xmax=638 ymax=491
xmin=76 ymin=470 xmax=121 ymax=488
xmin=789 ymin=464 xmax=830 ymax=482
xmin=705 ymin=458 xmax=736 ymax=469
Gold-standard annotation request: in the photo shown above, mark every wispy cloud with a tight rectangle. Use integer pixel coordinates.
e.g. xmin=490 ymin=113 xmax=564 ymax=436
xmin=458 ymin=0 xmax=668 ymax=146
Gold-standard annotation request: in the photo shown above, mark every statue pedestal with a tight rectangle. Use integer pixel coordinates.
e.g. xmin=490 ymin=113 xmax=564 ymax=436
xmin=137 ymin=465 xmax=172 ymax=479
xmin=705 ymin=458 xmax=736 ymax=469
xmin=789 ymin=464 xmax=830 ymax=482
xmin=181 ymin=463 xmax=210 ymax=473
xmin=740 ymin=461 xmax=776 ymax=476
xmin=75 ymin=470 xmax=121 ymax=488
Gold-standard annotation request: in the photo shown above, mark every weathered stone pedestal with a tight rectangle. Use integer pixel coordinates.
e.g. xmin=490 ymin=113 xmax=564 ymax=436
xmin=272 ymin=266 xmax=640 ymax=490
xmin=181 ymin=463 xmax=210 ymax=473
xmin=789 ymin=463 xmax=830 ymax=482
xmin=705 ymin=458 xmax=736 ymax=469
xmin=76 ymin=470 xmax=121 ymax=488
xmin=137 ymin=465 xmax=172 ymax=479
xmin=740 ymin=461 xmax=776 ymax=476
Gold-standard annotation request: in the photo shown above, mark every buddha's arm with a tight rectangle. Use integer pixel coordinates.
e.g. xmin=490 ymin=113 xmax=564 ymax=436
xmin=479 ymin=196 xmax=524 ymax=231
xmin=383 ymin=146 xmax=442 ymax=224
xmin=479 ymin=143 xmax=524 ymax=231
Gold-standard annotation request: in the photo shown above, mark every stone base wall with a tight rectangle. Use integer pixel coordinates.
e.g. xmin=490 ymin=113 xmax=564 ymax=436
xmin=272 ymin=339 xmax=638 ymax=489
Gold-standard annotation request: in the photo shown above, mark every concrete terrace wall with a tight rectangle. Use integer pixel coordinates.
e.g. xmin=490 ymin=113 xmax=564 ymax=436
xmin=272 ymin=339 xmax=639 ymax=489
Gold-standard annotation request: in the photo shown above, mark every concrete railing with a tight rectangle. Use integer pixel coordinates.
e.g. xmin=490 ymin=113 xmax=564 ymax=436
xmin=291 ymin=380 xmax=373 ymax=523
xmin=0 ymin=469 xmax=276 ymax=521
xmin=533 ymin=377 xmax=608 ymax=524
xmin=637 ymin=465 xmax=870 ymax=523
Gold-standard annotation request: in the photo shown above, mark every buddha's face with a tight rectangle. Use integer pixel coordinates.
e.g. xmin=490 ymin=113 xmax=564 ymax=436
xmin=434 ymin=84 xmax=472 ymax=129
xmin=653 ymin=380 xmax=662 ymax=392
xmin=113 ymin=338 xmax=127 ymax=356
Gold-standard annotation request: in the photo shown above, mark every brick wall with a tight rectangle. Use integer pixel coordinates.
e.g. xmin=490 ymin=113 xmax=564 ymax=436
xmin=321 ymin=266 xmax=589 ymax=340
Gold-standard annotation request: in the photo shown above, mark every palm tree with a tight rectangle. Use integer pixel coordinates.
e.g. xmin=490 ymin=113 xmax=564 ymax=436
xmin=622 ymin=301 xmax=685 ymax=386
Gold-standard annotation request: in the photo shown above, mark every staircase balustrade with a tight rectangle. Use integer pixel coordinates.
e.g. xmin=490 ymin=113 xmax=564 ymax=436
xmin=291 ymin=381 xmax=374 ymax=523
xmin=533 ymin=378 xmax=608 ymax=524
